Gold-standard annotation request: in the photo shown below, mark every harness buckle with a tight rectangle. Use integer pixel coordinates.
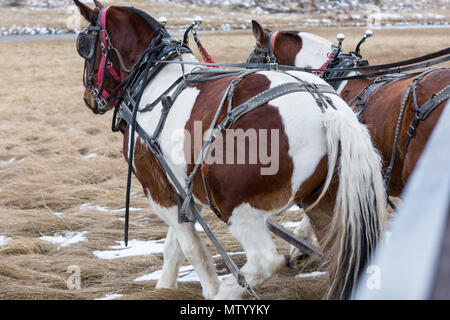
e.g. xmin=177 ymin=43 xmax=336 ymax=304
xmin=218 ymin=116 xmax=234 ymax=131
xmin=96 ymin=97 xmax=107 ymax=110
xmin=268 ymin=62 xmax=279 ymax=71
xmin=92 ymin=88 xmax=108 ymax=112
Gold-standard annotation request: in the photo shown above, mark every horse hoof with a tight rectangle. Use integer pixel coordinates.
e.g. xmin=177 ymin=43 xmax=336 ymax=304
xmin=287 ymin=251 xmax=308 ymax=270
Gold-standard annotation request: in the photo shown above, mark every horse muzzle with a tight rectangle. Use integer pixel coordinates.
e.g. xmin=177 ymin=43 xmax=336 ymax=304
xmin=83 ymin=96 xmax=106 ymax=115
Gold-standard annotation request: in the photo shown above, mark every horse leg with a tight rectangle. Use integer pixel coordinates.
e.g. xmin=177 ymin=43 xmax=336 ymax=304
xmin=151 ymin=204 xmax=220 ymax=299
xmin=156 ymin=226 xmax=185 ymax=289
xmin=289 ymin=213 xmax=319 ymax=257
xmin=214 ymin=204 xmax=285 ymax=300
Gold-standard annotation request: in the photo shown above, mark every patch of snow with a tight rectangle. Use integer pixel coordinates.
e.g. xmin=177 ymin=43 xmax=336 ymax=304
xmin=427 ymin=13 xmax=445 ymax=20
xmin=54 ymin=212 xmax=65 ymax=217
xmin=94 ymin=293 xmax=124 ymax=300
xmin=135 ymin=264 xmax=230 ymax=283
xmin=0 ymin=236 xmax=11 ymax=247
xmin=282 ymin=221 xmax=301 ymax=229
xmin=287 ymin=205 xmax=302 ymax=212
xmin=93 ymin=239 xmax=165 ymax=260
xmin=82 ymin=153 xmax=97 ymax=159
xmin=295 ymin=271 xmax=328 ymax=279
xmin=212 ymin=251 xmax=245 ymax=259
xmin=39 ymin=231 xmax=87 ymax=248
xmin=0 ymin=157 xmax=19 ymax=165
xmin=80 ymin=203 xmax=143 ymax=213
xmin=194 ymin=222 xmax=204 ymax=232
xmin=134 ymin=269 xmax=162 ymax=282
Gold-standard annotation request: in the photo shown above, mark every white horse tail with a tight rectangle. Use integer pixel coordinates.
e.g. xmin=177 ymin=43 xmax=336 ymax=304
xmin=307 ymin=106 xmax=388 ymax=299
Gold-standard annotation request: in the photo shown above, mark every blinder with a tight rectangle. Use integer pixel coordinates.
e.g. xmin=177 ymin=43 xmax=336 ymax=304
xmin=247 ymin=45 xmax=273 ymax=64
xmin=247 ymin=31 xmax=299 ymax=64
xmin=76 ymin=28 xmax=99 ymax=61
xmin=247 ymin=31 xmax=277 ymax=64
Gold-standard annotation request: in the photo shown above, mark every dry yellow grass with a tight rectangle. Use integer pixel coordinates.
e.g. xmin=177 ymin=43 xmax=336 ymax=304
xmin=0 ymin=27 xmax=448 ymax=300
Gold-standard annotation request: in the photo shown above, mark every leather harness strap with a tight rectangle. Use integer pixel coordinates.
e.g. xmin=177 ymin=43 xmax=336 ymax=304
xmin=382 ymin=68 xmax=450 ymax=197
xmin=402 ymin=76 xmax=450 ymax=159
xmin=353 ymin=74 xmax=410 ymax=121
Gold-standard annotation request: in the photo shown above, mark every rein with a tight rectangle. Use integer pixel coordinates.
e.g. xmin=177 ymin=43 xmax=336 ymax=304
xmin=153 ymin=50 xmax=450 ymax=82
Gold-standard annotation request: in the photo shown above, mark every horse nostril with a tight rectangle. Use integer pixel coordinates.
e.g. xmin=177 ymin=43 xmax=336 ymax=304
xmin=84 ymin=97 xmax=98 ymax=114
xmin=83 ymin=97 xmax=90 ymax=109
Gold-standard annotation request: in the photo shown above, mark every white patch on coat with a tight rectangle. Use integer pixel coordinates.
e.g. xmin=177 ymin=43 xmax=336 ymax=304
xmin=257 ymin=70 xmax=354 ymax=199
xmin=296 ymin=32 xmax=333 ymax=69
xmin=130 ymin=54 xmax=200 ymax=185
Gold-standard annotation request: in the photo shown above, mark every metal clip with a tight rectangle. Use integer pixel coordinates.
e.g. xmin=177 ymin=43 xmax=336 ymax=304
xmin=268 ymin=62 xmax=279 ymax=71
xmin=96 ymin=96 xmax=107 ymax=110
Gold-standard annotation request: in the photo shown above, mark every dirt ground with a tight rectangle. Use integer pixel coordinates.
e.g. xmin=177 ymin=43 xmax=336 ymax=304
xmin=0 ymin=27 xmax=449 ymax=300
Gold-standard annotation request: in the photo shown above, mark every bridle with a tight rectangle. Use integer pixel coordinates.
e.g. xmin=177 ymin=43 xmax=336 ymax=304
xmin=76 ymin=6 xmax=129 ymax=114
xmin=246 ymin=31 xmax=279 ymax=64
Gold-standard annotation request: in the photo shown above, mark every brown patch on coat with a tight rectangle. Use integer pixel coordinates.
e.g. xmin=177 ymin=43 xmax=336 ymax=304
xmin=184 ymin=73 xmax=295 ymax=221
xmin=123 ymin=127 xmax=177 ymax=208
xmin=273 ymin=32 xmax=302 ymax=66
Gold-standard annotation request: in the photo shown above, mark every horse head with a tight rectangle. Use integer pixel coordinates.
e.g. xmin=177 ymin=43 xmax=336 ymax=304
xmin=73 ymin=0 xmax=162 ymax=114
xmin=249 ymin=20 xmax=334 ymax=69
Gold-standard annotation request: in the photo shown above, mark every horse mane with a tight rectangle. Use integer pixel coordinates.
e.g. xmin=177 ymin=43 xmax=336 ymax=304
xmin=121 ymin=6 xmax=164 ymax=34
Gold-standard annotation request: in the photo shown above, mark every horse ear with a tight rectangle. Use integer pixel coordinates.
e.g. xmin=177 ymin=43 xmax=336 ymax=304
xmin=73 ymin=0 xmax=96 ymax=23
xmin=93 ymin=0 xmax=104 ymax=8
xmin=251 ymin=20 xmax=268 ymax=45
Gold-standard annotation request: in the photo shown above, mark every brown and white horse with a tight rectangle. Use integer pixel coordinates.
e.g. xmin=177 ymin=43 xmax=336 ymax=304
xmin=249 ymin=21 xmax=450 ymax=252
xmin=74 ymin=1 xmax=387 ymax=299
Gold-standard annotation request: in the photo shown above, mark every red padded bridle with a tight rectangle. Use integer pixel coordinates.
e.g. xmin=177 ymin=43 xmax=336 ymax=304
xmin=79 ymin=6 xmax=126 ymax=113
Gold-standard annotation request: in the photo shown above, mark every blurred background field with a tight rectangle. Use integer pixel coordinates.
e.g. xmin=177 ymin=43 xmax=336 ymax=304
xmin=0 ymin=0 xmax=449 ymax=35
